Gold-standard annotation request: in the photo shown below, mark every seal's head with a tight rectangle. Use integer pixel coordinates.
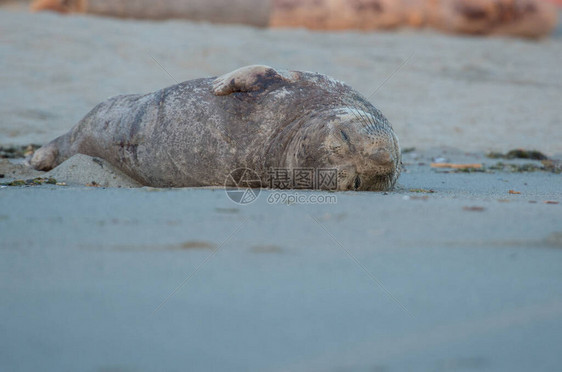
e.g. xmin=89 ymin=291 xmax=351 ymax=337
xmin=285 ymin=107 xmax=401 ymax=191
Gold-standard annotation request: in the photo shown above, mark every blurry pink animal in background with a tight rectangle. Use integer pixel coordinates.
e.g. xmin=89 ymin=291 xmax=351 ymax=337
xmin=30 ymin=0 xmax=559 ymax=38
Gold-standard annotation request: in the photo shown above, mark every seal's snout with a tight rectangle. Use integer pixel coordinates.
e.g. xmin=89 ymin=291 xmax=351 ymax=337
xmin=336 ymin=145 xmax=399 ymax=191
xmin=323 ymin=113 xmax=400 ymax=191
xmin=369 ymin=148 xmax=393 ymax=167
xmin=358 ymin=137 xmax=398 ymax=174
xmin=348 ymin=130 xmax=401 ymax=190
xmin=355 ymin=146 xmax=396 ymax=179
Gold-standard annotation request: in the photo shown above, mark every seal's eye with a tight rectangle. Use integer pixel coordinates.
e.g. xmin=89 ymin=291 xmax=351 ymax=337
xmin=340 ymin=130 xmax=350 ymax=142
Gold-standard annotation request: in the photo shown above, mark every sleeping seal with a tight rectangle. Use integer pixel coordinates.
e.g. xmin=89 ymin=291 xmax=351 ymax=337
xmin=31 ymin=65 xmax=401 ymax=191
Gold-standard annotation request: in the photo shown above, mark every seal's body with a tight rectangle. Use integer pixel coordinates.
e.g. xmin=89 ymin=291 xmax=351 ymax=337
xmin=31 ymin=65 xmax=401 ymax=191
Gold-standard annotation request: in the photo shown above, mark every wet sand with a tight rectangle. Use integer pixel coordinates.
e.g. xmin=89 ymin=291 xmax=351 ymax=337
xmin=2 ymin=164 xmax=562 ymax=371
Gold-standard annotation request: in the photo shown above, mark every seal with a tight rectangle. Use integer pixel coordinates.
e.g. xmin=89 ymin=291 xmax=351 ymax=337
xmin=272 ymin=0 xmax=559 ymax=37
xmin=30 ymin=65 xmax=401 ymax=191
xmin=30 ymin=0 xmax=271 ymax=26
xmin=30 ymin=0 xmax=557 ymax=38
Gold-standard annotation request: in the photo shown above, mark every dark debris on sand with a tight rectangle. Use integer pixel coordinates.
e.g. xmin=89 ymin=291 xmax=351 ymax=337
xmin=486 ymin=149 xmax=549 ymax=161
xmin=0 ymin=144 xmax=41 ymax=159
xmin=1 ymin=177 xmax=58 ymax=187
xmin=488 ymin=160 xmax=562 ymax=174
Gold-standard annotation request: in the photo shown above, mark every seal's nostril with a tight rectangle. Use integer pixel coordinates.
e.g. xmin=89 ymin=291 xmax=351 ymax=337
xmin=353 ymin=175 xmax=361 ymax=190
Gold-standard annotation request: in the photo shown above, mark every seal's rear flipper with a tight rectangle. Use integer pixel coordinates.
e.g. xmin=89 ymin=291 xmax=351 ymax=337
xmin=30 ymin=133 xmax=73 ymax=171
xmin=30 ymin=142 xmax=59 ymax=171
xmin=212 ymin=65 xmax=296 ymax=96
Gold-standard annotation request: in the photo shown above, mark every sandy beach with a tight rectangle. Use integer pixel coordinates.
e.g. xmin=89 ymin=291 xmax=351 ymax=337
xmin=1 ymin=3 xmax=562 ymax=371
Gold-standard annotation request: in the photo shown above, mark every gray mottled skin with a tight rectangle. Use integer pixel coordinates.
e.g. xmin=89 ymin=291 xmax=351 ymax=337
xmin=31 ymin=65 xmax=401 ymax=191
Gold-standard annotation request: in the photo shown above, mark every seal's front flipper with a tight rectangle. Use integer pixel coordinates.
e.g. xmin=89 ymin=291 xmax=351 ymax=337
xmin=212 ymin=65 xmax=296 ymax=96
